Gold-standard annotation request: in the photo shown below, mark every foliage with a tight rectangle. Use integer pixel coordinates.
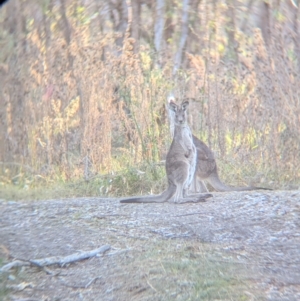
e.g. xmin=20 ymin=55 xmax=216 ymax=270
xmin=0 ymin=0 xmax=299 ymax=200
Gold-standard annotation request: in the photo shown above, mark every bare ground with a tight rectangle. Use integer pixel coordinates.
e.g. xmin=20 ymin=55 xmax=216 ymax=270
xmin=0 ymin=190 xmax=300 ymax=301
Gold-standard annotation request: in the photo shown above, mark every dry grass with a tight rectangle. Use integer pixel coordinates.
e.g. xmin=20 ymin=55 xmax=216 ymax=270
xmin=1 ymin=239 xmax=257 ymax=301
xmin=126 ymin=240 xmax=257 ymax=301
xmin=0 ymin=1 xmax=299 ymax=200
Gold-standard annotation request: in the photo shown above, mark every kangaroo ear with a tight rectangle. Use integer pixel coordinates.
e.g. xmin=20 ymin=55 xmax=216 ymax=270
xmin=168 ymin=100 xmax=178 ymax=112
xmin=167 ymin=95 xmax=176 ymax=104
xmin=181 ymin=101 xmax=189 ymax=111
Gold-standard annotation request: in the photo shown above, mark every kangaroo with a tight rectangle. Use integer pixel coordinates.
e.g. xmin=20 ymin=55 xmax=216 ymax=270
xmin=167 ymin=98 xmax=267 ymax=193
xmin=120 ymin=100 xmax=213 ymax=203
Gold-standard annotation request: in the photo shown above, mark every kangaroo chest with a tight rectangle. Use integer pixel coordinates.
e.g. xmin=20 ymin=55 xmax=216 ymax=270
xmin=178 ymin=127 xmax=196 ymax=159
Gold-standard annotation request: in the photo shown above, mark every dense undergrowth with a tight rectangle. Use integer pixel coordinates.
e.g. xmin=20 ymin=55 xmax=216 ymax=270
xmin=0 ymin=1 xmax=299 ymax=201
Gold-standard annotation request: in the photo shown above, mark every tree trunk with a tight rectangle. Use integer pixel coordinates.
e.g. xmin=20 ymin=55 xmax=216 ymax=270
xmin=154 ymin=0 xmax=165 ymax=66
xmin=131 ymin=0 xmax=141 ymax=53
xmin=291 ymin=0 xmax=300 ymax=72
xmin=115 ymin=0 xmax=129 ymax=49
xmin=226 ymin=0 xmax=237 ymax=61
xmin=173 ymin=0 xmax=190 ymax=75
xmin=258 ymin=0 xmax=271 ymax=45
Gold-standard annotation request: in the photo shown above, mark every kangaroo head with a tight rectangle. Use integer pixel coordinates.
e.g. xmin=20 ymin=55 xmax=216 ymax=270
xmin=168 ymin=97 xmax=189 ymax=125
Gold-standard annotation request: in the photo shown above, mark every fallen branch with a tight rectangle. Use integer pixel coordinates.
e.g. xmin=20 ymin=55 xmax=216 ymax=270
xmin=0 ymin=245 xmax=111 ymax=272
xmin=0 ymin=260 xmax=30 ymax=271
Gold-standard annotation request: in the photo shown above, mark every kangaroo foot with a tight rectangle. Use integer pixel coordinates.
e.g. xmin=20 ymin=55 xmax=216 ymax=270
xmin=173 ymin=193 xmax=213 ymax=204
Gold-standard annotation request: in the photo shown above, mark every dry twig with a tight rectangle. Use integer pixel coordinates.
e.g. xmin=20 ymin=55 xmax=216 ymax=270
xmin=0 ymin=245 xmax=111 ymax=272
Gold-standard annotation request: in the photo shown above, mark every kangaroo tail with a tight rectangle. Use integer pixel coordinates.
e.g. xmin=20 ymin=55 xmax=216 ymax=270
xmin=207 ymin=174 xmax=271 ymax=192
xmin=120 ymin=185 xmax=176 ymax=203
xmin=206 ymin=173 xmax=235 ymax=192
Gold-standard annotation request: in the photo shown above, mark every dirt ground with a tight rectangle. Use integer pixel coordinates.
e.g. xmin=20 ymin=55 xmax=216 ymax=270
xmin=0 ymin=190 xmax=300 ymax=301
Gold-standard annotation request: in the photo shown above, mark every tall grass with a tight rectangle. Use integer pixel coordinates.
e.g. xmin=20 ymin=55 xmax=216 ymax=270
xmin=0 ymin=1 xmax=299 ymax=200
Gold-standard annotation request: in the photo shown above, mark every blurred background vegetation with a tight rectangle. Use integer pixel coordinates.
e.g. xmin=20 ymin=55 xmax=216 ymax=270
xmin=0 ymin=0 xmax=299 ymax=200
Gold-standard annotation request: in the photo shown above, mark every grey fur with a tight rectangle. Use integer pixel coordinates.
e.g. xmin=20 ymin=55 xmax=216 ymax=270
xmin=120 ymin=99 xmax=212 ymax=203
